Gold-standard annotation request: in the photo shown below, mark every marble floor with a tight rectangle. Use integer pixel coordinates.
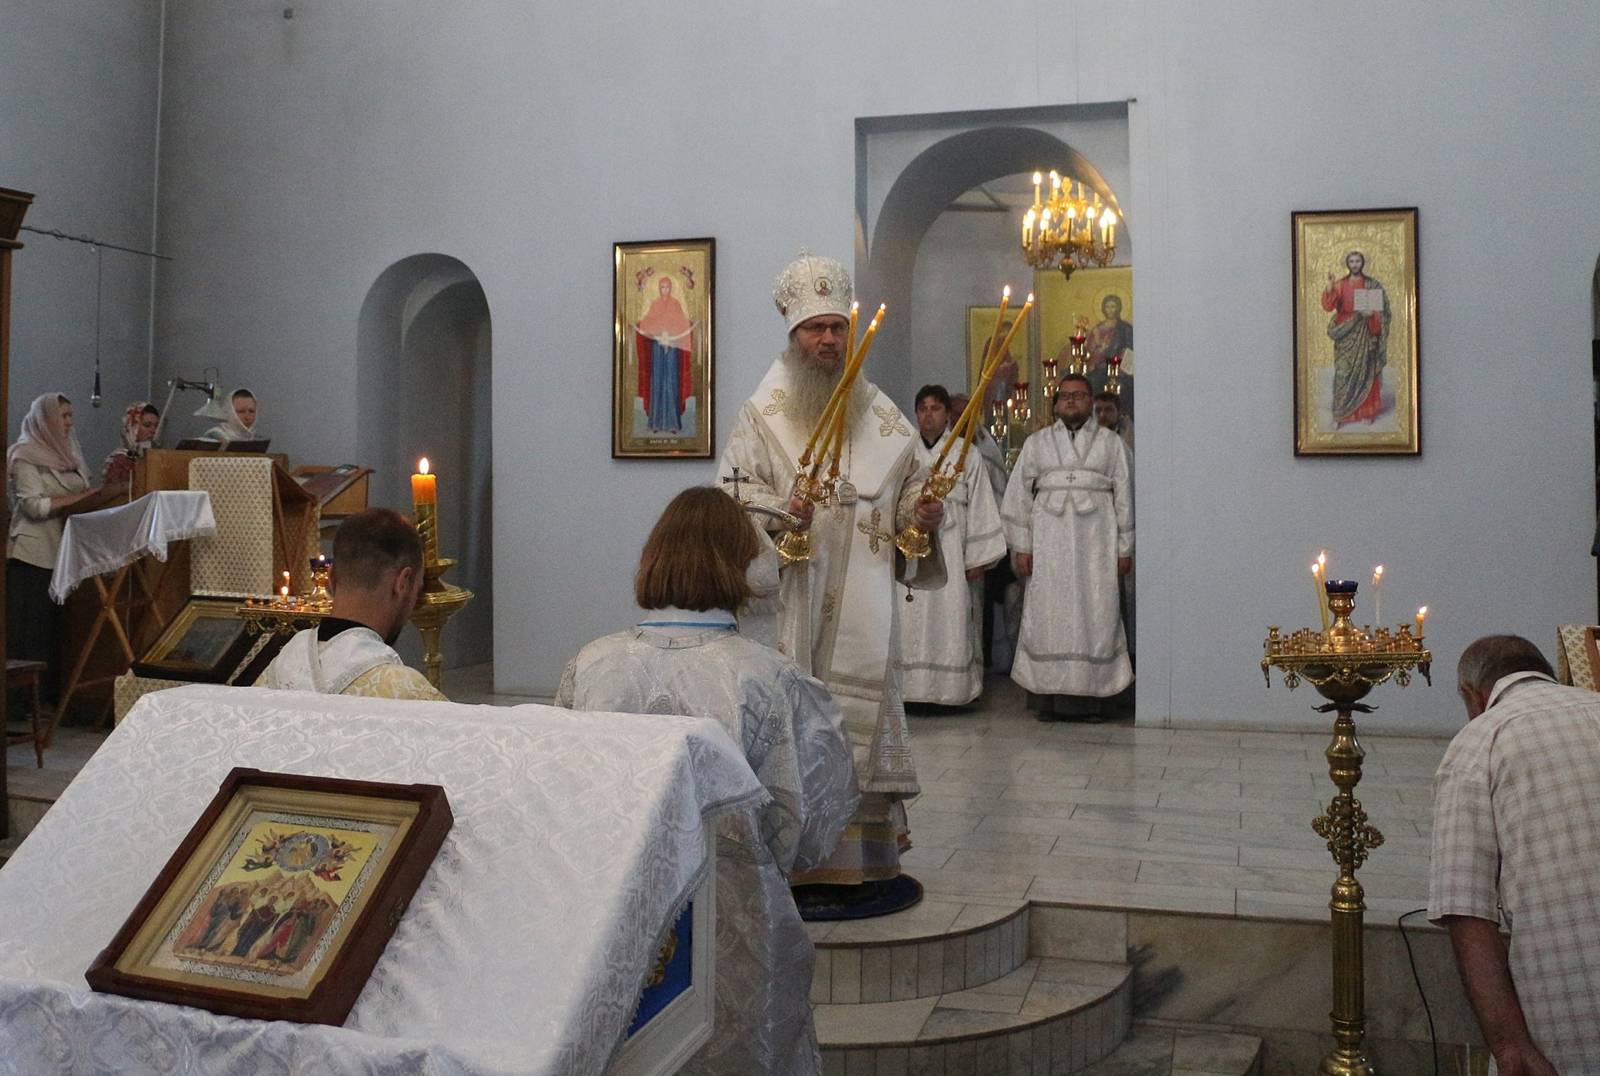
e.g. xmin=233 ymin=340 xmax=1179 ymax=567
xmin=8 ymin=665 xmax=1451 ymax=930
xmin=899 ymin=675 xmax=1447 ymax=926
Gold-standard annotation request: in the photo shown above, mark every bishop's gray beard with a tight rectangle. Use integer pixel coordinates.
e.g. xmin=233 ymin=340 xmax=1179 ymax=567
xmin=780 ymin=342 xmax=871 ymax=429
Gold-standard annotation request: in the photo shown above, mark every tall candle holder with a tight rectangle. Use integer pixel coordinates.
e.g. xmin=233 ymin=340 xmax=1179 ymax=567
xmin=1261 ymin=580 xmax=1431 ymax=1076
xmin=412 ymin=545 xmax=472 ymax=693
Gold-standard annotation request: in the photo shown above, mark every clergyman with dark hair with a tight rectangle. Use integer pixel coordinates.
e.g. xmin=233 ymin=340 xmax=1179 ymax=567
xmin=257 ymin=508 xmax=443 ymax=699
xmin=1428 ymin=634 xmax=1600 ymax=1073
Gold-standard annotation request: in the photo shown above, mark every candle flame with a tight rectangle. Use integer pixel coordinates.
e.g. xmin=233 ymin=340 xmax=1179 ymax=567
xmin=1310 ymin=563 xmax=1320 ymax=575
xmin=418 ymin=457 xmax=430 ymax=475
xmin=1002 ymin=285 xmax=1011 ymax=299
xmin=1374 ymin=565 xmax=1384 ymax=578
xmin=1032 ymin=171 xmax=1042 ymax=185
xmin=1418 ymin=606 xmax=1428 ymax=618
xmin=851 ymin=300 xmax=859 ymax=312
xmin=1317 ymin=550 xmax=1327 ymax=570
xmin=1025 ymin=293 xmax=1035 ymax=303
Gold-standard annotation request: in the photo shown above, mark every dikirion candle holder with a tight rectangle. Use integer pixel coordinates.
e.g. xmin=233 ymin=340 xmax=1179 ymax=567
xmin=1261 ymin=579 xmax=1431 ymax=1076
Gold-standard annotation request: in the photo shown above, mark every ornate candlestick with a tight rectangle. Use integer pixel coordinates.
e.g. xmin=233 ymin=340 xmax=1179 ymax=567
xmin=1261 ymin=580 xmax=1431 ymax=1076
xmin=892 ymin=467 xmax=958 ymax=560
xmin=412 ymin=552 xmax=471 ymax=692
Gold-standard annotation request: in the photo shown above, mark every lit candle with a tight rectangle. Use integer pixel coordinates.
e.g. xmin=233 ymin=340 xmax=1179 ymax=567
xmin=1317 ymin=551 xmax=1329 ymax=626
xmin=956 ymin=293 xmax=1033 ymax=472
xmin=1311 ymin=563 xmax=1330 ymax=633
xmin=1022 ymin=208 xmax=1035 ymax=247
xmin=1032 ymin=171 xmax=1042 ymax=208
xmin=282 ymin=569 xmax=291 ymax=592
xmin=411 ymin=457 xmax=437 ymax=506
xmin=1371 ymin=565 xmax=1383 ymax=625
xmin=1415 ymin=606 xmax=1428 ymax=636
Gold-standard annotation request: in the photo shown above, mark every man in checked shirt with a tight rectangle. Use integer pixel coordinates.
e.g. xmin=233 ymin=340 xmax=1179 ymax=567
xmin=1429 ymin=635 xmax=1600 ymax=1075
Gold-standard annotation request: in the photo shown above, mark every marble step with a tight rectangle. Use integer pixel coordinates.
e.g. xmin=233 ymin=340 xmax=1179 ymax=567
xmin=817 ymin=956 xmax=1132 ymax=1075
xmin=1078 ymin=1024 xmax=1263 ymax=1076
xmin=810 ymin=898 xmax=1029 ymax=1002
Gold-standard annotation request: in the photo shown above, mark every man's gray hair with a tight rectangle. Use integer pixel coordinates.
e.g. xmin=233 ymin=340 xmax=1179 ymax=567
xmin=1456 ymin=634 xmax=1554 ymax=693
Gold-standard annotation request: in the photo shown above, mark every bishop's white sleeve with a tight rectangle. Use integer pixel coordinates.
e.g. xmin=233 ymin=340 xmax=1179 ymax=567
xmin=718 ymin=404 xmax=793 ymax=531
xmin=782 ymin=668 xmax=860 ymax=874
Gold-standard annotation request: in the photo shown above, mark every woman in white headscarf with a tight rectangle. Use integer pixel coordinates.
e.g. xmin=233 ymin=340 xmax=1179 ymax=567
xmin=7 ymin=393 xmax=105 ymax=678
xmin=202 ymin=388 xmax=259 ymax=444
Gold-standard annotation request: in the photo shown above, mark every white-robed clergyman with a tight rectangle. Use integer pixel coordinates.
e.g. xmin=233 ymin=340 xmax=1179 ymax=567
xmin=1002 ymin=376 xmax=1133 ymax=701
xmin=900 ymin=386 xmax=1006 ymax=705
xmin=719 ymin=251 xmax=945 ymax=886
xmin=558 ymin=487 xmax=858 ymax=1076
xmin=258 ymin=508 xmax=445 ymax=701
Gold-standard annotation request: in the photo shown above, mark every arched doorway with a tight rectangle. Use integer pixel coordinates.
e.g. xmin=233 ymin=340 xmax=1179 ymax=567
xmin=357 ymin=254 xmax=493 ymax=671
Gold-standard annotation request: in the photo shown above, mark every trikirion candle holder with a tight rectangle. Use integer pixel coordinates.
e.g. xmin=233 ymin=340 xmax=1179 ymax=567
xmin=1261 ymin=579 xmax=1431 ymax=1076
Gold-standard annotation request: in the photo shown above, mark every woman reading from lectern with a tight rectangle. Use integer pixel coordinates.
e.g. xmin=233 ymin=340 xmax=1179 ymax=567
xmin=6 ymin=394 xmax=108 ymax=689
xmin=557 ymin=486 xmax=857 ymax=1076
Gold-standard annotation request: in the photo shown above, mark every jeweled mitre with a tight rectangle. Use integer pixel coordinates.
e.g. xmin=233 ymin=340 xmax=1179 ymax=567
xmin=772 ymin=250 xmax=853 ymax=333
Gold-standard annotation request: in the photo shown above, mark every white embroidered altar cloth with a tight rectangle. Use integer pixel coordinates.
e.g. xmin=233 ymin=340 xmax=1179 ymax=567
xmin=50 ymin=490 xmax=217 ymax=603
xmin=0 ymin=685 xmax=765 ymax=1075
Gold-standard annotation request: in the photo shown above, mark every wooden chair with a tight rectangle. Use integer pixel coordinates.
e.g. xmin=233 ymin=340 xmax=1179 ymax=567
xmin=6 ymin=658 xmax=47 ymax=767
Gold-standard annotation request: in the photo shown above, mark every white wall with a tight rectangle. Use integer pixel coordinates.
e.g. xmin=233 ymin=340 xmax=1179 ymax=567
xmin=1 ymin=0 xmax=165 ymax=466
xmin=149 ymin=1 xmax=1600 ymax=733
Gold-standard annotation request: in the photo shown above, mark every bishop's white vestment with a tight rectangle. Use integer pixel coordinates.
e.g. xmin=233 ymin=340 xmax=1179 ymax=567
xmin=1001 ymin=420 xmax=1133 ymax=698
xmin=720 ymin=358 xmax=944 ymax=883
xmin=557 ymin=611 xmax=859 ymax=1076
xmin=899 ymin=433 xmax=1007 ymax=705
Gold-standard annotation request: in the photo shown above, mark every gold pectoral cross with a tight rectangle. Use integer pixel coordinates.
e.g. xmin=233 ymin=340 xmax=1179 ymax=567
xmin=856 ymin=507 xmax=893 ymax=553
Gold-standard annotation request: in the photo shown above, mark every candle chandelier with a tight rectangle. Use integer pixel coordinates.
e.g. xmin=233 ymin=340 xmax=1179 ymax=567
xmin=1020 ymin=171 xmax=1117 ymax=279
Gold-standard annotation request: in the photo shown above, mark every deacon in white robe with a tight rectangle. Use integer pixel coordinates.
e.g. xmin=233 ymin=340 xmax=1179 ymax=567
xmin=720 ymin=251 xmax=945 ymax=886
xmin=1002 ymin=377 xmax=1134 ymax=701
xmin=900 ymin=387 xmax=1007 ymax=705
xmin=258 ymin=508 xmax=444 ymax=701
xmin=557 ymin=487 xmax=858 ymax=1076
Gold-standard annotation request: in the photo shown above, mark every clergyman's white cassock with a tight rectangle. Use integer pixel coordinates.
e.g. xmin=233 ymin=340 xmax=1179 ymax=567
xmin=1001 ymin=419 xmax=1133 ymax=698
xmin=899 ymin=432 xmax=1007 ymax=705
xmin=558 ymin=612 xmax=858 ymax=1076
xmin=720 ymin=357 xmax=944 ymax=883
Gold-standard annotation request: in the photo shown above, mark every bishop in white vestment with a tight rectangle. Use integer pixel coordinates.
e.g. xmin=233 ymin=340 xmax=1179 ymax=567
xmin=1002 ymin=378 xmax=1133 ymax=700
xmin=720 ymin=251 xmax=945 ymax=885
xmin=900 ymin=387 xmax=1007 ymax=705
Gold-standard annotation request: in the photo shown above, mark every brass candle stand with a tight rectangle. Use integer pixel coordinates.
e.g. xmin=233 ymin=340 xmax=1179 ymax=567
xmin=412 ymin=552 xmax=472 ymax=692
xmin=1261 ymin=581 xmax=1431 ymax=1076
xmin=893 ymin=467 xmax=957 ymax=560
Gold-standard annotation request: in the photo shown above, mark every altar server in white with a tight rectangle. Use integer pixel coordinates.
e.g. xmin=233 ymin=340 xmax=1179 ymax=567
xmin=900 ymin=385 xmax=1006 ymax=705
xmin=259 ymin=509 xmax=444 ymax=700
xmin=1003 ymin=374 xmax=1134 ymax=703
xmin=559 ymin=487 xmax=858 ymax=1076
xmin=718 ymin=250 xmax=944 ymax=886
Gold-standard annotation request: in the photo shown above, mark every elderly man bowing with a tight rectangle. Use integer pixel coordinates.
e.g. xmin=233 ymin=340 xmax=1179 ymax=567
xmin=720 ymin=251 xmax=944 ymax=891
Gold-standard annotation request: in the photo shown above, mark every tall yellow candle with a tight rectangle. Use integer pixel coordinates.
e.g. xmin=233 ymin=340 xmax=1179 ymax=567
xmin=411 ymin=457 xmax=437 ymax=506
xmin=1312 ymin=563 xmax=1329 ymax=633
xmin=1415 ymin=606 xmax=1428 ymax=636
xmin=816 ymin=304 xmax=887 ymax=478
xmin=957 ymin=294 xmax=1033 ymax=472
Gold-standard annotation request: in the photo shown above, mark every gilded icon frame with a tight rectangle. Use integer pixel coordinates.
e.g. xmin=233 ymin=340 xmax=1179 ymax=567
xmin=612 ymin=237 xmax=716 ymax=459
xmin=86 ymin=769 xmax=453 ymax=1025
xmin=1292 ymin=208 xmax=1420 ymax=455
xmin=131 ymin=597 xmax=256 ymax=683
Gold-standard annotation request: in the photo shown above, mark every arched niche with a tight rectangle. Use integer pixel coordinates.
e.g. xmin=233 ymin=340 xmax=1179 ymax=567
xmin=357 ymin=254 xmax=492 ymax=671
xmin=857 ymin=113 xmax=1129 ymax=404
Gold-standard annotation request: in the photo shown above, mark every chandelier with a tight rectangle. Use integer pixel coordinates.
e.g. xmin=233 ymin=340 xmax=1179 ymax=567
xmin=1020 ymin=170 xmax=1117 ymax=278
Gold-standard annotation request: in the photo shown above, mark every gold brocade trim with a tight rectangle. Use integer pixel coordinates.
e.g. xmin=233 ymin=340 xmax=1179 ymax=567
xmin=761 ymin=388 xmax=788 ymax=416
xmin=873 ymin=404 xmax=910 ymax=437
xmin=856 ymin=508 xmax=892 ymax=554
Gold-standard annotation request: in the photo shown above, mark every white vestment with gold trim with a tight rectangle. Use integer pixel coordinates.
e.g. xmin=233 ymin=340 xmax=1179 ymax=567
xmin=720 ymin=358 xmax=944 ymax=882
